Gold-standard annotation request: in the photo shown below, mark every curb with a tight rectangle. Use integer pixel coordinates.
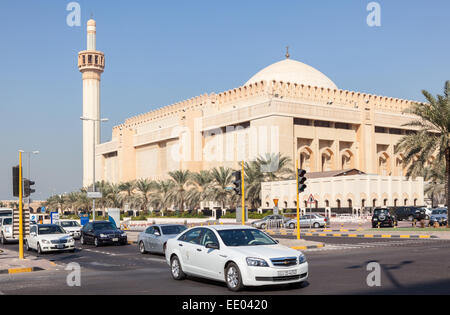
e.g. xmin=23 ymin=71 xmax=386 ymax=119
xmin=0 ymin=266 xmax=44 ymax=275
xmin=291 ymin=244 xmax=325 ymax=250
xmin=266 ymin=230 xmax=439 ymax=239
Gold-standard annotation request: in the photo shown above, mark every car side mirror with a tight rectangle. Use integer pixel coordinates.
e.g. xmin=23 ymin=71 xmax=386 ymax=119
xmin=30 ymin=232 xmax=36 ymax=237
xmin=205 ymin=243 xmax=219 ymax=250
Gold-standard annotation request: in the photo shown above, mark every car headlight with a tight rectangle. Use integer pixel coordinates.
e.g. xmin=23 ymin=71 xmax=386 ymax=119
xmin=100 ymin=234 xmax=107 ymax=238
xmin=121 ymin=231 xmax=127 ymax=236
xmin=41 ymin=239 xmax=50 ymax=244
xmin=298 ymin=253 xmax=307 ymax=264
xmin=246 ymin=257 xmax=269 ymax=267
xmin=373 ymin=218 xmax=378 ymax=221
xmin=67 ymin=237 xmax=74 ymax=242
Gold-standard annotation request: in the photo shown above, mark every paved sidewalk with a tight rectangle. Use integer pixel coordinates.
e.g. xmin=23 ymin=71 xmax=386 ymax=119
xmin=0 ymin=248 xmax=58 ymax=274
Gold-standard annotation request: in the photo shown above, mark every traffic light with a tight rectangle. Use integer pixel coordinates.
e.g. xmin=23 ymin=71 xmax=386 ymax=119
xmin=232 ymin=171 xmax=242 ymax=195
xmin=12 ymin=166 xmax=20 ymax=197
xmin=24 ymin=179 xmax=36 ymax=198
xmin=297 ymin=169 xmax=307 ymax=193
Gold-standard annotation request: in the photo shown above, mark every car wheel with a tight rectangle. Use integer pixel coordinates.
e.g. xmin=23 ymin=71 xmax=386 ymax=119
xmin=225 ymin=262 xmax=244 ymax=292
xmin=80 ymin=235 xmax=86 ymax=245
xmin=37 ymin=243 xmax=42 ymax=255
xmin=170 ymin=255 xmax=186 ymax=280
xmin=289 ymin=223 xmax=295 ymax=229
xmin=313 ymin=222 xmax=320 ymax=228
xmin=408 ymin=215 xmax=414 ymax=221
xmin=94 ymin=237 xmax=100 ymax=247
xmin=163 ymin=243 xmax=167 ymax=254
xmin=260 ymin=223 xmax=266 ymax=229
xmin=0 ymin=233 xmax=5 ymax=245
xmin=139 ymin=241 xmax=147 ymax=254
xmin=25 ymin=240 xmax=31 ymax=251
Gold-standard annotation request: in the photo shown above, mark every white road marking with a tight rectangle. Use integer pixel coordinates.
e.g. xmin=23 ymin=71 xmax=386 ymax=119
xmin=306 ymin=240 xmax=445 ymax=252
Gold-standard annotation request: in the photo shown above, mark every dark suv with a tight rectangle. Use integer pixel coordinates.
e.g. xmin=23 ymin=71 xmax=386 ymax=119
xmin=372 ymin=208 xmax=397 ymax=228
xmin=394 ymin=207 xmax=426 ymax=221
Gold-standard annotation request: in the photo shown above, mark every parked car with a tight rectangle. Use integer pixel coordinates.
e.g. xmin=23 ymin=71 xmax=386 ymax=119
xmin=138 ymin=224 xmax=187 ymax=254
xmin=0 ymin=217 xmax=14 ymax=244
xmin=393 ymin=206 xmax=425 ymax=221
xmin=372 ymin=208 xmax=397 ymax=228
xmin=429 ymin=208 xmax=448 ymax=226
xmin=284 ymin=214 xmax=327 ymax=229
xmin=57 ymin=220 xmax=82 ymax=239
xmin=166 ymin=225 xmax=308 ymax=291
xmin=80 ymin=221 xmax=127 ymax=247
xmin=251 ymin=215 xmax=288 ymax=229
xmin=25 ymin=224 xmax=75 ymax=254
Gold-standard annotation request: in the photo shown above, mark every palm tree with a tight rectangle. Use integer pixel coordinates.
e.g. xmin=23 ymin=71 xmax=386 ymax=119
xmin=134 ymin=179 xmax=154 ymax=213
xmin=150 ymin=180 xmax=174 ymax=215
xmin=424 ymin=163 xmax=446 ymax=207
xmin=210 ymin=167 xmax=234 ymax=210
xmin=105 ymin=183 xmax=122 ymax=209
xmin=188 ymin=170 xmax=213 ymax=210
xmin=118 ymin=181 xmax=135 ymax=210
xmin=244 ymin=153 xmax=294 ymax=208
xmin=168 ymin=170 xmax=192 ymax=212
xmin=395 ymin=81 xmax=450 ymax=226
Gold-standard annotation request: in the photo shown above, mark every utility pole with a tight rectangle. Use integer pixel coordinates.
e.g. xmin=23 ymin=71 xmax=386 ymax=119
xmin=241 ymin=161 xmax=245 ymax=226
xmin=296 ymin=160 xmax=300 ymax=240
xmin=18 ymin=151 xmax=24 ymax=259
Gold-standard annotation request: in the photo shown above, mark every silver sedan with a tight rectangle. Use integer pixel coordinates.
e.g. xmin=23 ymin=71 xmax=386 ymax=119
xmin=138 ymin=224 xmax=187 ymax=254
xmin=285 ymin=214 xmax=327 ymax=229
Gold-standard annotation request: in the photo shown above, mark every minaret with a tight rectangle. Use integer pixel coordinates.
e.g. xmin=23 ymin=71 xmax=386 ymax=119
xmin=78 ymin=19 xmax=105 ymax=188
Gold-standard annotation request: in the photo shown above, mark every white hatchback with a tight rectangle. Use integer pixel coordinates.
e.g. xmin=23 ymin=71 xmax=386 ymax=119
xmin=25 ymin=224 xmax=75 ymax=254
xmin=165 ymin=225 xmax=308 ymax=291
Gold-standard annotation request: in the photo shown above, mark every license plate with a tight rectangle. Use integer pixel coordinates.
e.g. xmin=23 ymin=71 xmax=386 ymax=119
xmin=57 ymin=244 xmax=64 ymax=249
xmin=277 ymin=270 xmax=298 ymax=277
xmin=112 ymin=238 xmax=118 ymax=242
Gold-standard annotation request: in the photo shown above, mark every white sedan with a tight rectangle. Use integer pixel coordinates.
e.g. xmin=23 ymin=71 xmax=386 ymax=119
xmin=165 ymin=225 xmax=308 ymax=291
xmin=57 ymin=220 xmax=82 ymax=239
xmin=25 ymin=224 xmax=75 ymax=254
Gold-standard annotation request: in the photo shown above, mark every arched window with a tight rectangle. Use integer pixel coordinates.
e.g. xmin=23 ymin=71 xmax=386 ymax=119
xmin=325 ymin=200 xmax=329 ymax=207
xmin=348 ymin=199 xmax=352 ymax=208
xmin=362 ymin=199 xmax=366 ymax=208
xmin=394 ymin=199 xmax=398 ymax=207
xmin=404 ymin=198 xmax=408 ymax=206
xmin=383 ymin=199 xmax=388 ymax=206
xmin=336 ymin=199 xmax=341 ymax=209
xmin=372 ymin=199 xmax=377 ymax=207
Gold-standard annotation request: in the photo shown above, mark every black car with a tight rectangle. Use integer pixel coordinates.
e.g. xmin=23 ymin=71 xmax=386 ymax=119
xmin=80 ymin=221 xmax=127 ymax=247
xmin=393 ymin=206 xmax=425 ymax=221
xmin=372 ymin=208 xmax=397 ymax=228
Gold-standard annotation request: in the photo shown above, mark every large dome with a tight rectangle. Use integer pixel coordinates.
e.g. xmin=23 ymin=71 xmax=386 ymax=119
xmin=245 ymin=58 xmax=338 ymax=90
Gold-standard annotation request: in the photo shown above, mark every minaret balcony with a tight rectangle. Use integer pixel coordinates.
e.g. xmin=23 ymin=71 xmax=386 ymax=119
xmin=78 ymin=50 xmax=105 ymax=72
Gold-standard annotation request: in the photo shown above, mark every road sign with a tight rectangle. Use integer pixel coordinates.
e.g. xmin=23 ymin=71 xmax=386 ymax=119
xmin=273 ymin=199 xmax=279 ymax=207
xmin=87 ymin=192 xmax=102 ymax=199
xmin=308 ymin=194 xmax=315 ymax=204
xmin=50 ymin=212 xmax=59 ymax=224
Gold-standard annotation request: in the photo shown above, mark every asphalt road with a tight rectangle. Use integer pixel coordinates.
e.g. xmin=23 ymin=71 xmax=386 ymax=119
xmin=1 ymin=237 xmax=450 ymax=295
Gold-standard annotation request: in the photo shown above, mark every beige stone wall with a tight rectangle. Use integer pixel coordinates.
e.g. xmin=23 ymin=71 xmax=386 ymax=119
xmin=97 ymin=80 xmax=425 ymax=184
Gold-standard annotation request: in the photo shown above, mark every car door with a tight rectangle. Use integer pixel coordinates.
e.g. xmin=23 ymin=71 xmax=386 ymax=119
xmin=29 ymin=225 xmax=38 ymax=249
xmin=195 ymin=228 xmax=226 ymax=280
xmin=84 ymin=223 xmax=94 ymax=243
xmin=179 ymin=228 xmax=203 ymax=275
xmin=142 ymin=227 xmax=154 ymax=250
xmin=152 ymin=226 xmax=164 ymax=252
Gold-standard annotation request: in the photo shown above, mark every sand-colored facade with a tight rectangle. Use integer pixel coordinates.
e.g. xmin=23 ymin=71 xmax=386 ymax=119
xmin=95 ymin=60 xmax=421 ymax=184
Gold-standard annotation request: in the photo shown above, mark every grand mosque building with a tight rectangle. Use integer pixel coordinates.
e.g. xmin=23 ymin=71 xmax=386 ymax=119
xmin=79 ymin=20 xmax=425 ymax=211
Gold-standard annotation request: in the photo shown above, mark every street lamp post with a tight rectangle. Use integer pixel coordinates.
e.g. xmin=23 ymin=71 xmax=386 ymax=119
xmin=80 ymin=117 xmax=108 ymax=222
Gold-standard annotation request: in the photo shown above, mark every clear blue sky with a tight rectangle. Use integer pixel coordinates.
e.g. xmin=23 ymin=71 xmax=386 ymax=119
xmin=0 ymin=0 xmax=449 ymax=200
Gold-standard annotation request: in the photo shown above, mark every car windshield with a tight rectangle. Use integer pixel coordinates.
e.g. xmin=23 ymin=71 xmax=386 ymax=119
xmin=2 ymin=218 xmax=12 ymax=225
xmin=38 ymin=225 xmax=65 ymax=235
xmin=161 ymin=225 xmax=187 ymax=235
xmin=432 ymin=209 xmax=447 ymax=215
xmin=374 ymin=209 xmax=389 ymax=215
xmin=218 ymin=229 xmax=277 ymax=247
xmin=61 ymin=221 xmax=80 ymax=227
xmin=93 ymin=222 xmax=117 ymax=231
